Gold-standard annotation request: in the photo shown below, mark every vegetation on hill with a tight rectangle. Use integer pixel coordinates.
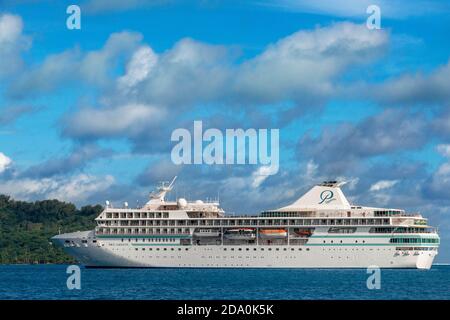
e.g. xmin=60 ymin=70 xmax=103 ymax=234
xmin=0 ymin=195 xmax=102 ymax=264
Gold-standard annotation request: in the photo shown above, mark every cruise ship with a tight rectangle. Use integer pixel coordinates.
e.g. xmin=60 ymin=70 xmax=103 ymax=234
xmin=52 ymin=178 xmax=439 ymax=269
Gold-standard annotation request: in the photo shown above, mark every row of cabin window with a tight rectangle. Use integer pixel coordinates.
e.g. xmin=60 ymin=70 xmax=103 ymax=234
xmin=105 ymin=212 xmax=170 ymax=219
xmin=99 ymin=218 xmax=391 ymax=226
xmin=389 ymin=238 xmax=439 ymax=244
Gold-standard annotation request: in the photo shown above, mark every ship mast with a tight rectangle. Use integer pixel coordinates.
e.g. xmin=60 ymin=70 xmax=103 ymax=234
xmin=146 ymin=176 xmax=177 ymax=205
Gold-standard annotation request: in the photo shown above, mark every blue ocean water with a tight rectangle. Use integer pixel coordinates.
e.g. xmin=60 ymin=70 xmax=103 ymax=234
xmin=0 ymin=264 xmax=449 ymax=300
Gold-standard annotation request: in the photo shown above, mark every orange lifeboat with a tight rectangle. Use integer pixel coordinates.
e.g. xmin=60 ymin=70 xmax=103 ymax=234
xmin=294 ymin=228 xmax=313 ymax=237
xmin=259 ymin=229 xmax=287 ymax=238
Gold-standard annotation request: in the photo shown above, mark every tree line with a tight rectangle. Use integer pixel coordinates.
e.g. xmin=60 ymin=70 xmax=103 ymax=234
xmin=0 ymin=195 xmax=102 ymax=264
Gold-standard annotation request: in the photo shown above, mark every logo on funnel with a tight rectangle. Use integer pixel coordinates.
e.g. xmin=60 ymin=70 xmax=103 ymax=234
xmin=319 ymin=190 xmax=336 ymax=204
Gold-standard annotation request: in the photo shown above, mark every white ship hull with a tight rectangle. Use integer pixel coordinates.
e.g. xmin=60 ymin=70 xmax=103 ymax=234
xmin=52 ymin=231 xmax=437 ymax=269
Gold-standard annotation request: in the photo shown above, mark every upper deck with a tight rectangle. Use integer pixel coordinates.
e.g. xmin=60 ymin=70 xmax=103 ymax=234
xmin=95 ymin=179 xmax=434 ymax=231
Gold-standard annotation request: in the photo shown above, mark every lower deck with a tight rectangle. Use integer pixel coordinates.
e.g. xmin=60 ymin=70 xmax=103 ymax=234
xmin=52 ymin=230 xmax=438 ymax=269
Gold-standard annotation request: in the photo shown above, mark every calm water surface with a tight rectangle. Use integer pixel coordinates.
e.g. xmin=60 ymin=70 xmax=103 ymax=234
xmin=0 ymin=264 xmax=448 ymax=300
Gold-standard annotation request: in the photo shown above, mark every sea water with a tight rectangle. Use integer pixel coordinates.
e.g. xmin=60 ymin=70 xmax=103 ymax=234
xmin=0 ymin=264 xmax=448 ymax=300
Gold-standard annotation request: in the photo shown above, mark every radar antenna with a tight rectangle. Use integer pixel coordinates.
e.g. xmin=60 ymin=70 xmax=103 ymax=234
xmin=147 ymin=176 xmax=178 ymax=203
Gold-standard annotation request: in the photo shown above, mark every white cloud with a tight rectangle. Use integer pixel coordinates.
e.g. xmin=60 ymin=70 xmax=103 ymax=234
xmin=0 ymin=174 xmax=115 ymax=203
xmin=63 ymin=22 xmax=388 ymax=144
xmin=80 ymin=31 xmax=143 ymax=86
xmin=373 ymin=60 xmax=450 ymax=105
xmin=0 ymin=13 xmax=22 ymax=42
xmin=371 ymin=192 xmax=392 ymax=206
xmin=136 ymin=22 xmax=388 ymax=107
xmin=117 ymin=45 xmax=158 ymax=94
xmin=251 ymin=166 xmax=274 ymax=188
xmin=370 ymin=180 xmax=399 ymax=192
xmin=437 ymin=144 xmax=450 ymax=158
xmin=234 ymin=22 xmax=387 ymax=104
xmin=0 ymin=13 xmax=31 ymax=78
xmin=0 ymin=152 xmax=12 ymax=173
xmin=47 ymin=174 xmax=115 ymax=202
xmin=435 ymin=163 xmax=450 ymax=176
xmin=299 ymin=109 xmax=428 ymax=175
xmin=64 ymin=103 xmax=166 ymax=139
xmin=423 ymin=162 xmax=450 ymax=200
xmin=9 ymin=31 xmax=142 ymax=97
xmin=138 ymin=37 xmax=232 ymax=106
xmin=335 ymin=177 xmax=359 ymax=191
xmin=305 ymin=160 xmax=318 ymax=180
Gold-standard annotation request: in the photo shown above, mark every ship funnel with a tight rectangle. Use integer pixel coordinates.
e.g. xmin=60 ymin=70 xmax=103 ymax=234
xmin=278 ymin=181 xmax=351 ymax=210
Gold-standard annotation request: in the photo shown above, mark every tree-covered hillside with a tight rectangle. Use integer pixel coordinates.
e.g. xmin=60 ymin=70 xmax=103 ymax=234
xmin=0 ymin=195 xmax=102 ymax=264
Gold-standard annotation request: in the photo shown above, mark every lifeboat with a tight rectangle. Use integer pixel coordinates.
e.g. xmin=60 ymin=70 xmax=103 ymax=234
xmin=193 ymin=228 xmax=221 ymax=237
xmin=294 ymin=228 xmax=313 ymax=237
xmin=224 ymin=228 xmax=256 ymax=240
xmin=259 ymin=229 xmax=287 ymax=239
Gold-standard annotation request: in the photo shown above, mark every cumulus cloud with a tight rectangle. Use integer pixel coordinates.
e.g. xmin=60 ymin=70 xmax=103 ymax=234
xmin=62 ymin=22 xmax=388 ymax=151
xmin=422 ymin=163 xmax=450 ymax=200
xmin=22 ymin=144 xmax=112 ymax=178
xmin=8 ymin=31 xmax=143 ymax=98
xmin=132 ymin=23 xmax=388 ymax=108
xmin=250 ymin=166 xmax=274 ymax=188
xmin=63 ymin=103 xmax=166 ymax=140
xmin=373 ymin=60 xmax=450 ymax=106
xmin=0 ymin=152 xmax=12 ymax=173
xmin=0 ymin=174 xmax=115 ymax=203
xmin=136 ymin=38 xmax=233 ymax=107
xmin=298 ymin=109 xmax=429 ymax=175
xmin=370 ymin=179 xmax=399 ymax=192
xmin=136 ymin=159 xmax=181 ymax=186
xmin=436 ymin=144 xmax=450 ymax=158
xmin=0 ymin=13 xmax=31 ymax=78
xmin=46 ymin=174 xmax=115 ymax=202
xmin=234 ymin=22 xmax=387 ymax=105
xmin=117 ymin=46 xmax=158 ymax=95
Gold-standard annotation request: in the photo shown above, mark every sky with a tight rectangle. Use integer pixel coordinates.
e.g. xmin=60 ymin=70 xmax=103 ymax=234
xmin=1 ymin=0 xmax=450 ymax=261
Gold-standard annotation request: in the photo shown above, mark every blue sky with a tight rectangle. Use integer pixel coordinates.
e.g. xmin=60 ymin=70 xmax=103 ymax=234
xmin=1 ymin=0 xmax=450 ymax=261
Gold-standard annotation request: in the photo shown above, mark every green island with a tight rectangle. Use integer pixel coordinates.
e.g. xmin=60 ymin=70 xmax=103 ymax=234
xmin=0 ymin=195 xmax=102 ymax=264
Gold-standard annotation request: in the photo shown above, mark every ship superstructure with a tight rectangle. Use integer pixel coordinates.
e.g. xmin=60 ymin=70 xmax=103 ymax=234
xmin=52 ymin=179 xmax=439 ymax=269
